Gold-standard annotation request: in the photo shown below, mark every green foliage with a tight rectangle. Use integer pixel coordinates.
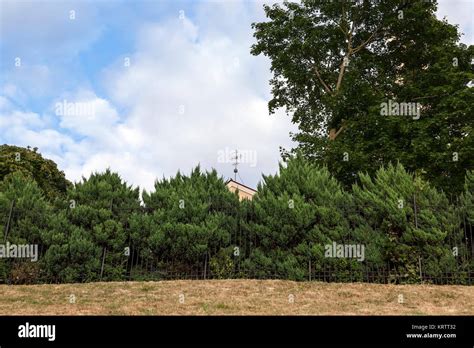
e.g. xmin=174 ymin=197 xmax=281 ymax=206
xmin=0 ymin=148 xmax=471 ymax=284
xmin=210 ymin=248 xmax=234 ymax=279
xmin=0 ymin=145 xmax=71 ymax=201
xmin=41 ymin=169 xmax=140 ymax=283
xmin=242 ymin=155 xmax=377 ymax=280
xmin=461 ymin=170 xmax=474 ymax=224
xmin=0 ymin=172 xmax=50 ymax=283
xmin=352 ymin=163 xmax=464 ymax=283
xmin=0 ymin=172 xmax=49 ymax=244
xmin=460 ymin=170 xmax=474 ymax=274
xmin=139 ymin=166 xmax=241 ymax=275
xmin=251 ymin=0 xmax=474 ymax=193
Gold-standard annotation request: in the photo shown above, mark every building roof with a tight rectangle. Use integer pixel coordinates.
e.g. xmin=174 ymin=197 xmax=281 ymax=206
xmin=225 ymin=178 xmax=257 ymax=193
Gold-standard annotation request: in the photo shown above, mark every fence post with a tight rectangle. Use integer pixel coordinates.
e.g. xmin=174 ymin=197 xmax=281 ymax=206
xmin=100 ymin=247 xmax=107 ymax=280
xmin=414 ymin=194 xmax=423 ymax=284
xmin=130 ymin=247 xmax=135 ymax=280
xmin=413 ymin=194 xmax=418 ymax=229
xmin=308 ymin=258 xmax=312 ymax=281
xmin=418 ymin=257 xmax=423 ymax=284
xmin=3 ymin=199 xmax=15 ymax=242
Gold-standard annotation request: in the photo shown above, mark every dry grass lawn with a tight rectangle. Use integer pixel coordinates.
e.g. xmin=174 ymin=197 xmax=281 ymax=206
xmin=0 ymin=280 xmax=472 ymax=315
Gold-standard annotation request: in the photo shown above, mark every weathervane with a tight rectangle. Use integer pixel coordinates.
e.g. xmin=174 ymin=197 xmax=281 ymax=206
xmin=231 ymin=149 xmax=241 ymax=181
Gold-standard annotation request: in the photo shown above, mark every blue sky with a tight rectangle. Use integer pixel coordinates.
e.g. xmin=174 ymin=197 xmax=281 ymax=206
xmin=0 ymin=0 xmax=473 ymax=191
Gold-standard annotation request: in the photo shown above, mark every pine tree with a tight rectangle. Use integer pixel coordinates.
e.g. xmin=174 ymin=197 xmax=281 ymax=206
xmin=461 ymin=170 xmax=474 ymax=224
xmin=0 ymin=172 xmax=50 ymax=283
xmin=242 ymin=156 xmax=369 ymax=280
xmin=0 ymin=145 xmax=71 ymax=201
xmin=352 ymin=163 xmax=462 ymax=283
xmin=42 ymin=169 xmax=140 ymax=282
xmin=140 ymin=166 xmax=240 ymax=278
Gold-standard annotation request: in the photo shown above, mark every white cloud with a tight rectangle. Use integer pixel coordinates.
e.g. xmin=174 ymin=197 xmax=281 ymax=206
xmin=67 ymin=1 xmax=471 ymax=191
xmin=3 ymin=0 xmax=471 ymax=193
xmin=437 ymin=0 xmax=474 ymax=45
xmin=0 ymin=0 xmax=103 ymax=58
xmin=54 ymin=93 xmax=120 ymax=139
xmin=93 ymin=14 xmax=296 ymax=191
xmin=0 ymin=105 xmax=76 ymax=161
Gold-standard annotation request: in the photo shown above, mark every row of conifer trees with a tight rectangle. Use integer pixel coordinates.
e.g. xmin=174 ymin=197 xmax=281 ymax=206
xmin=0 ymin=155 xmax=472 ymax=284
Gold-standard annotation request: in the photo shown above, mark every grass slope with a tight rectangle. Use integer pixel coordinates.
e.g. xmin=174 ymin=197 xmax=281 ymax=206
xmin=0 ymin=280 xmax=472 ymax=315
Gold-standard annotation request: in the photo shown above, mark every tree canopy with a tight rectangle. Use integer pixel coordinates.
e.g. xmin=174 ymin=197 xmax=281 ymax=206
xmin=0 ymin=148 xmax=471 ymax=284
xmin=251 ymin=0 xmax=474 ymax=193
xmin=0 ymin=145 xmax=71 ymax=201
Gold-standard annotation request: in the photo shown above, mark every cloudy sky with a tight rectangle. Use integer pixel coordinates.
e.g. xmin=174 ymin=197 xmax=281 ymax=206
xmin=0 ymin=0 xmax=473 ymax=191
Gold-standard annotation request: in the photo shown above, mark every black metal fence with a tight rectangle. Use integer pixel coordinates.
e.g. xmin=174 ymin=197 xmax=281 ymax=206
xmin=1 ymin=199 xmax=473 ymax=285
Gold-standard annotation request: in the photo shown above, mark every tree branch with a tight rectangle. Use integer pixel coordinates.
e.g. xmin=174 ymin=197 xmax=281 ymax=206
xmin=352 ymin=1 xmax=413 ymax=54
xmin=329 ymin=2 xmax=414 ymax=139
xmin=351 ymin=29 xmax=378 ymax=54
xmin=314 ymin=65 xmax=333 ymax=94
xmin=329 ymin=120 xmax=346 ymax=140
xmin=412 ymin=92 xmax=451 ymax=101
xmin=335 ymin=3 xmax=353 ymax=92
xmin=335 ymin=56 xmax=348 ymax=92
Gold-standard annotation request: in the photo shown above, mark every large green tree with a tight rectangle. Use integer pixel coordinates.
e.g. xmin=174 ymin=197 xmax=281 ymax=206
xmin=352 ymin=163 xmax=466 ymax=283
xmin=138 ymin=166 xmax=241 ymax=278
xmin=0 ymin=145 xmax=71 ymax=201
xmin=461 ymin=170 xmax=474 ymax=224
xmin=41 ymin=169 xmax=141 ymax=282
xmin=241 ymin=156 xmax=383 ymax=281
xmin=0 ymin=172 xmax=50 ymax=283
xmin=251 ymin=0 xmax=474 ymax=193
